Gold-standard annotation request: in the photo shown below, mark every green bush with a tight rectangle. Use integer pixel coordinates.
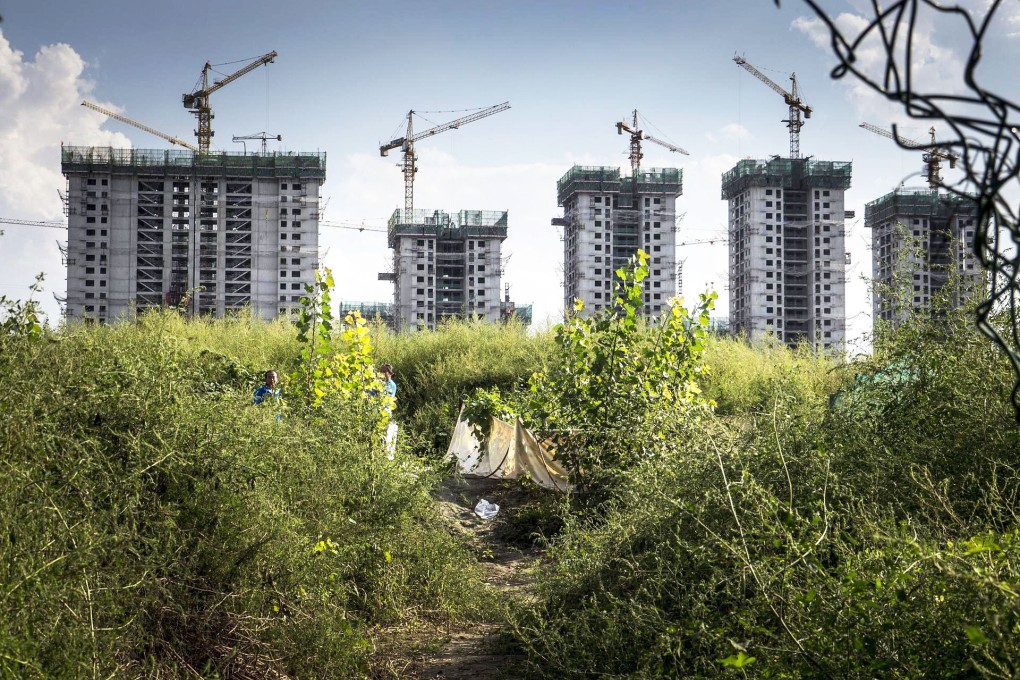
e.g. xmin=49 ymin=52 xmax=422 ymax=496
xmin=505 ymin=306 xmax=1020 ymax=678
xmin=0 ymin=310 xmax=485 ymax=678
xmin=371 ymin=317 xmax=551 ymax=457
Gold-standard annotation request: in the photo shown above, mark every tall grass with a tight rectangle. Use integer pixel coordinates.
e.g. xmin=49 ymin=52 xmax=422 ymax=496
xmin=5 ymin=301 xmax=1018 ymax=677
xmin=701 ymin=333 xmax=843 ymax=416
xmin=372 ymin=318 xmax=551 ymax=457
xmin=0 ymin=311 xmax=485 ymax=678
xmin=505 ymin=311 xmax=1020 ymax=678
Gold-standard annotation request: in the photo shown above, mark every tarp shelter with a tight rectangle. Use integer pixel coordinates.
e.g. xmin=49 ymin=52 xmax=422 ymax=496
xmin=447 ymin=409 xmax=571 ymax=491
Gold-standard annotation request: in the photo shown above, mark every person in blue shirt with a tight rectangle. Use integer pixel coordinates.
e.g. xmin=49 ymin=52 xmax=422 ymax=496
xmin=252 ymin=370 xmax=280 ymax=405
xmin=374 ymin=364 xmax=398 ymax=458
xmin=378 ymin=364 xmax=397 ymax=413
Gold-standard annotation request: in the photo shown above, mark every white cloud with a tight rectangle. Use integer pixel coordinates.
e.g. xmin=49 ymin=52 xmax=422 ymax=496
xmin=0 ymin=30 xmax=130 ymax=221
xmin=0 ymin=30 xmax=131 ymax=319
xmin=792 ymin=9 xmax=968 ymax=122
xmin=708 ymin=123 xmax=750 ymax=143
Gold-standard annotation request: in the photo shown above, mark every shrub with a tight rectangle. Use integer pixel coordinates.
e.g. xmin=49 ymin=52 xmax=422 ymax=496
xmin=371 ymin=317 xmax=550 ymax=457
xmin=0 ymin=308 xmax=485 ymax=677
xmin=505 ymin=303 xmax=1020 ymax=678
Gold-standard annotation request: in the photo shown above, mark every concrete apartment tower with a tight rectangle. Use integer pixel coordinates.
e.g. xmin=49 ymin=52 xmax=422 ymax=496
xmin=865 ymin=188 xmax=981 ymax=330
xmin=720 ymin=157 xmax=852 ymax=350
xmin=387 ymin=208 xmax=508 ymax=331
xmin=60 ymin=146 xmax=325 ymax=323
xmin=556 ymin=166 xmax=682 ymax=317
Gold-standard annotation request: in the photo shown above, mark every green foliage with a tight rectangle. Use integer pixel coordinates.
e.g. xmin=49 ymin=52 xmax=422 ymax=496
xmin=504 ymin=301 xmax=1020 ymax=678
xmin=0 ymin=309 xmax=485 ymax=678
xmin=466 ymin=250 xmax=717 ymax=490
xmin=3 ymin=259 xmax=1018 ymax=678
xmin=371 ymin=317 xmax=549 ymax=457
xmin=701 ymin=334 xmax=841 ymax=416
xmin=0 ymin=273 xmax=46 ymax=345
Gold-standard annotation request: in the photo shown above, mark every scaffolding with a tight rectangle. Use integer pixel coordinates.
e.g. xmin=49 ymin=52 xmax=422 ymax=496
xmin=340 ymin=301 xmax=394 ymax=326
xmin=721 ymin=157 xmax=851 ymax=199
xmin=557 ymin=166 xmax=683 ymax=206
xmin=557 ymin=166 xmax=622 ymax=205
xmin=61 ymin=146 xmax=326 ymax=180
xmin=864 ymin=188 xmax=977 ymax=227
xmin=631 ymin=168 xmax=683 ymax=195
xmin=387 ymin=209 xmax=508 ymax=248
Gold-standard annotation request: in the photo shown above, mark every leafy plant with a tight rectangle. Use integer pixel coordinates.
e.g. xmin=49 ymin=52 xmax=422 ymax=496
xmin=465 ymin=249 xmax=717 ymax=490
xmin=0 ymin=273 xmax=45 ymax=343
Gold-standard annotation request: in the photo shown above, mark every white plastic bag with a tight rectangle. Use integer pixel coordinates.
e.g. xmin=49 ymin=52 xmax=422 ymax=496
xmin=473 ymin=498 xmax=500 ymax=520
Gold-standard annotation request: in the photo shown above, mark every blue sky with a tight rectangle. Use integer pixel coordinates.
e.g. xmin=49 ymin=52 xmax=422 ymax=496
xmin=2 ymin=0 xmax=1016 ymax=347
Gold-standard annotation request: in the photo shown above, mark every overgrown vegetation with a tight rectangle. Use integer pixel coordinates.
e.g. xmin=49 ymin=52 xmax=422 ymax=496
xmin=0 ymin=299 xmax=484 ymax=677
xmin=2 ymin=254 xmax=1018 ymax=678
xmin=497 ymin=270 xmax=1020 ymax=677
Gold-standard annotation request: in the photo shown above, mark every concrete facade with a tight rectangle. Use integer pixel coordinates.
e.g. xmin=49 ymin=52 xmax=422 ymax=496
xmin=387 ymin=209 xmax=507 ymax=331
xmin=721 ymin=157 xmax=852 ymax=351
xmin=60 ymin=146 xmax=324 ymax=322
xmin=556 ymin=166 xmax=682 ymax=317
xmin=865 ymin=188 xmax=981 ymax=330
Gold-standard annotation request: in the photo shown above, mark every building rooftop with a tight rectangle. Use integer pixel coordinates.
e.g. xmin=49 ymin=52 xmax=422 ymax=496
xmin=61 ymin=146 xmax=326 ymax=180
xmin=387 ymin=209 xmax=508 ymax=247
xmin=720 ymin=157 xmax=851 ymax=199
xmin=556 ymin=165 xmax=682 ymax=205
xmin=864 ymin=188 xmax=978 ymax=227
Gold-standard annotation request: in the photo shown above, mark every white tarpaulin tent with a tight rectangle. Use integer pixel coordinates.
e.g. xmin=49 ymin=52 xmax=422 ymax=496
xmin=447 ymin=409 xmax=571 ymax=491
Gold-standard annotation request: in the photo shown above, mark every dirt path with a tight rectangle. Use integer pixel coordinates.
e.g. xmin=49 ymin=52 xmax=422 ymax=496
xmin=380 ymin=476 xmax=544 ymax=679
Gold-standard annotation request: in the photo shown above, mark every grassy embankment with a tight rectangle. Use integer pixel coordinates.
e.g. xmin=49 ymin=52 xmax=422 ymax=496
xmin=499 ymin=308 xmax=1020 ymax=678
xmin=0 ymin=312 xmax=536 ymax=678
xmin=2 ymin=289 xmax=1018 ymax=678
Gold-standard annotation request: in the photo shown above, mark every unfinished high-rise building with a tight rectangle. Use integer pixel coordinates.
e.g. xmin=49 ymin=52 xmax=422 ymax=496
xmin=721 ymin=157 xmax=852 ymax=350
xmin=865 ymin=188 xmax=982 ymax=330
xmin=386 ymin=208 xmax=508 ymax=331
xmin=59 ymin=146 xmax=325 ymax=323
xmin=556 ymin=166 xmax=681 ymax=317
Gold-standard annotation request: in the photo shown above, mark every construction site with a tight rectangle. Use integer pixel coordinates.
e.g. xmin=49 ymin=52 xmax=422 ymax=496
xmin=866 ymin=188 xmax=981 ymax=328
xmin=713 ymin=57 xmax=853 ymax=350
xmin=385 ymin=208 xmax=510 ymax=331
xmin=552 ymin=111 xmax=687 ymax=319
xmin=556 ymin=165 xmax=683 ymax=317
xmin=59 ymin=146 xmax=325 ymax=322
xmin=0 ymin=46 xmax=977 ymax=347
xmin=721 ymin=157 xmax=853 ymax=349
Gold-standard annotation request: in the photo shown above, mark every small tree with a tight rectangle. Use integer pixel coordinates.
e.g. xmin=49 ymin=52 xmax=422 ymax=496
xmin=466 ymin=250 xmax=717 ymax=492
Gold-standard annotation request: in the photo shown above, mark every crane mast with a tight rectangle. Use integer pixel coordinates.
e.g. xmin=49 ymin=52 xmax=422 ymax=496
xmin=183 ymin=50 xmax=277 ymax=154
xmin=733 ymin=56 xmax=812 ymax=159
xmin=859 ymin=122 xmax=958 ymax=189
xmin=379 ymin=102 xmax=510 ymax=217
xmin=615 ymin=109 xmax=688 ymax=177
xmin=82 ymin=100 xmax=199 ymax=151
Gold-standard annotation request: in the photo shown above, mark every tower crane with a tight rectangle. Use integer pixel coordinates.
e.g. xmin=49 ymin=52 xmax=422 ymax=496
xmin=81 ymin=100 xmax=199 ymax=152
xmin=859 ymin=122 xmax=958 ymax=189
xmin=733 ymin=55 xmax=812 ymax=159
xmin=379 ymin=102 xmax=510 ymax=217
xmin=0 ymin=217 xmax=65 ymax=230
xmin=183 ymin=50 xmax=277 ymax=154
xmin=232 ymin=131 xmax=282 ymax=154
xmin=616 ymin=109 xmax=688 ymax=177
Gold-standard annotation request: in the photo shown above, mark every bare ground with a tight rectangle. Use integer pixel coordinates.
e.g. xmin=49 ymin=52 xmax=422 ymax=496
xmin=373 ymin=475 xmax=546 ymax=679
